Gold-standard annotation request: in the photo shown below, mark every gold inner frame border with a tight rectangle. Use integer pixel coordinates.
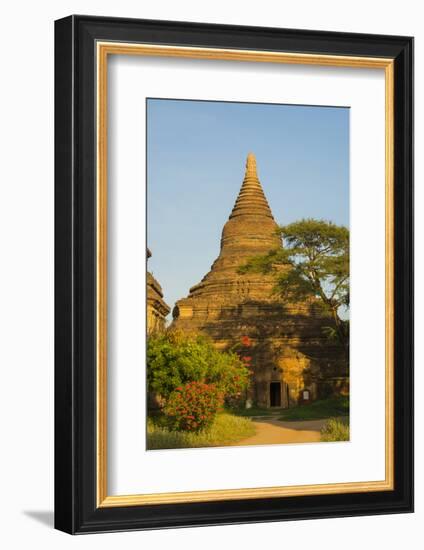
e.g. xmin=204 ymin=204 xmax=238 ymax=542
xmin=96 ymin=42 xmax=395 ymax=508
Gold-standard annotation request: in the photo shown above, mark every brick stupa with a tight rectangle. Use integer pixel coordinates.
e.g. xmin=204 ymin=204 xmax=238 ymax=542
xmin=172 ymin=154 xmax=346 ymax=407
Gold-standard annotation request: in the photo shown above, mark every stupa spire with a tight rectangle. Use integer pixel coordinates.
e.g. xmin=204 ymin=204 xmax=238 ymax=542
xmin=172 ymin=153 xmax=281 ymax=303
xmin=210 ymin=152 xmax=281 ymax=268
xmin=246 ymin=152 xmax=258 ymax=176
xmin=229 ymin=153 xmax=274 ymax=220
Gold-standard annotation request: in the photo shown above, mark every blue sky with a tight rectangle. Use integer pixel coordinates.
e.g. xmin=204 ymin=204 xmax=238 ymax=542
xmin=147 ymin=99 xmax=349 ymax=315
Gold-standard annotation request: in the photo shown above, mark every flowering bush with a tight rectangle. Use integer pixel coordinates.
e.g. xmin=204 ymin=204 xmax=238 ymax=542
xmin=164 ymin=382 xmax=224 ymax=432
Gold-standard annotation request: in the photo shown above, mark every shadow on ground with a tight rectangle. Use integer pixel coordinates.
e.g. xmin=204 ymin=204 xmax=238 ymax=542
xmin=23 ymin=510 xmax=54 ymax=528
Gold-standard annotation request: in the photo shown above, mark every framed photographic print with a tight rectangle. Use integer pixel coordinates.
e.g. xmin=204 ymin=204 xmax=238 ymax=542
xmin=54 ymin=15 xmax=414 ymax=534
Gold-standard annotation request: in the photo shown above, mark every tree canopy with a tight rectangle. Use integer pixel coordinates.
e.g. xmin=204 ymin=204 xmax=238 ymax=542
xmin=238 ymin=219 xmax=349 ymax=355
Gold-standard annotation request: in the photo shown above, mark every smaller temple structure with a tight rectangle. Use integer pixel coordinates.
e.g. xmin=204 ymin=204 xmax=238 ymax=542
xmin=147 ymin=248 xmax=170 ymax=334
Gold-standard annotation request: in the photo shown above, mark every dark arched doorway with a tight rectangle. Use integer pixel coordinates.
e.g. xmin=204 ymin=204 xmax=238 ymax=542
xmin=270 ymin=382 xmax=281 ymax=407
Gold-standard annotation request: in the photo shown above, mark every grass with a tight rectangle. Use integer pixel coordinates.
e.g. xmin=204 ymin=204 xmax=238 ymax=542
xmin=320 ymin=417 xmax=350 ymax=442
xmin=146 ymin=412 xmax=255 ymax=450
xmin=278 ymin=396 xmax=349 ymax=421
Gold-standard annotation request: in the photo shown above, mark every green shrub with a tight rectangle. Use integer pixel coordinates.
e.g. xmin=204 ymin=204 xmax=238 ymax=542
xmin=163 ymin=381 xmax=224 ymax=432
xmin=320 ymin=418 xmax=350 ymax=442
xmin=147 ymin=331 xmax=250 ymax=400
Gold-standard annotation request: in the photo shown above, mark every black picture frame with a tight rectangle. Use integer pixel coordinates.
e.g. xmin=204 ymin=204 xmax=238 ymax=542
xmin=55 ymin=14 xmax=414 ymax=534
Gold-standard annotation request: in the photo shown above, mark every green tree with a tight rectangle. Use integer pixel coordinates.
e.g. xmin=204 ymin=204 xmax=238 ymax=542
xmin=239 ymin=219 xmax=349 ymax=356
xmin=147 ymin=331 xmax=250 ymax=400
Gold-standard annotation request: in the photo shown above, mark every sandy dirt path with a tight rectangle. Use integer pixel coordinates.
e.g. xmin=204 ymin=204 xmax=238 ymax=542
xmin=237 ymin=418 xmax=327 ymax=446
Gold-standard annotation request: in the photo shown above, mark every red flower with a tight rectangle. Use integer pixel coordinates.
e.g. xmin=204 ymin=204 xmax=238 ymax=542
xmin=241 ymin=336 xmax=252 ymax=347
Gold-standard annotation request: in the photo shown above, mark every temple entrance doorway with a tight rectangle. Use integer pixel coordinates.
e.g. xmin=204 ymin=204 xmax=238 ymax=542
xmin=270 ymin=382 xmax=281 ymax=407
